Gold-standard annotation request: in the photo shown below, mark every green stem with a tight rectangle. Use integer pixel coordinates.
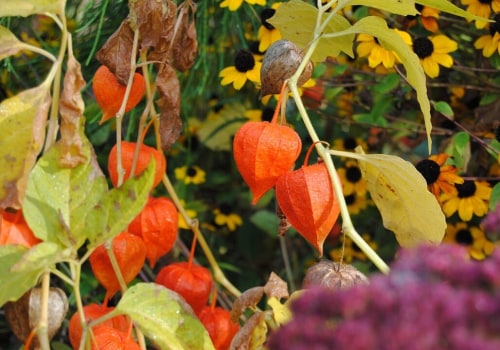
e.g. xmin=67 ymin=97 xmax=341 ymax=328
xmin=36 ymin=271 xmax=51 ymax=350
xmin=105 ymin=238 xmax=129 ymax=293
xmin=162 ymin=174 xmax=242 ymax=298
xmin=279 ymin=236 xmax=296 ymax=292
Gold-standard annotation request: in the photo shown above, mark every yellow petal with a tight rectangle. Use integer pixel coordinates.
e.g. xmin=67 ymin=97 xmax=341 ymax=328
xmin=422 ymin=58 xmax=440 ymax=78
xmin=458 ymin=198 xmax=473 ymax=221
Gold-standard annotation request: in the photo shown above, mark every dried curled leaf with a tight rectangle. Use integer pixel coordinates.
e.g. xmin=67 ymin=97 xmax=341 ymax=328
xmin=130 ymin=0 xmax=177 ymax=52
xmin=146 ymin=0 xmax=178 ymax=63
xmin=95 ymin=20 xmax=135 ymax=85
xmin=263 ymin=272 xmax=288 ymax=300
xmin=229 ymin=311 xmax=268 ymax=350
xmin=230 ymin=286 xmax=264 ymax=323
xmin=355 ymin=146 xmax=446 ymax=247
xmin=171 ymin=2 xmax=198 ymax=72
xmin=59 ymin=51 xmax=87 ymax=167
xmin=156 ymin=64 xmax=182 ymax=150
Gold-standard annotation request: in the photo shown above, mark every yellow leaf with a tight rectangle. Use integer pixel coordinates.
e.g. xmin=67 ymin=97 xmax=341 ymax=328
xmin=267 ymin=297 xmax=292 ymax=326
xmin=0 ymin=25 xmax=25 ymax=60
xmin=355 ymin=146 xmax=446 ymax=247
xmin=268 ymin=0 xmax=354 ymax=63
xmin=0 ymin=0 xmax=62 ymax=17
xmin=0 ymin=84 xmax=51 ymax=208
xmin=338 ymin=0 xmax=418 ymax=16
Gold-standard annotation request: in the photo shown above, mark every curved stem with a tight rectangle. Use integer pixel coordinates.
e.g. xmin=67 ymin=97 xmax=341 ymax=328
xmin=162 ymin=174 xmax=242 ymax=297
xmin=36 ymin=271 xmax=51 ymax=350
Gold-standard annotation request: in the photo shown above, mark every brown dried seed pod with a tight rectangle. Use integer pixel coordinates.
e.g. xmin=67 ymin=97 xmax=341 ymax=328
xmin=4 ymin=287 xmax=69 ymax=349
xmin=302 ymin=260 xmax=368 ymax=290
xmin=260 ymin=40 xmax=313 ymax=96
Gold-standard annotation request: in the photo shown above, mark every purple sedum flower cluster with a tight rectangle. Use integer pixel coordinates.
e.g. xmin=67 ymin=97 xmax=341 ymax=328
xmin=483 ymin=203 xmax=500 ymax=241
xmin=267 ymin=244 xmax=500 ymax=350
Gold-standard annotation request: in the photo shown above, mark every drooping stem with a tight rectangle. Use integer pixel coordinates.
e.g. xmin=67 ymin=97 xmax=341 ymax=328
xmin=162 ymin=174 xmax=242 ymax=297
xmin=105 ymin=239 xmax=128 ymax=293
xmin=36 ymin=271 xmax=51 ymax=350
xmin=286 ymin=28 xmax=389 ymax=274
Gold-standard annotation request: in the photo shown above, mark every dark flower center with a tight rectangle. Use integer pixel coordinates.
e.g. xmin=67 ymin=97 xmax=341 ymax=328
xmin=187 ymin=166 xmax=198 ymax=177
xmin=490 ymin=14 xmax=500 ymax=35
xmin=262 ymin=107 xmax=274 ymax=122
xmin=479 ymin=0 xmax=492 ymax=4
xmin=456 ymin=180 xmax=476 ymax=198
xmin=415 ymin=159 xmax=440 ymax=185
xmin=413 ymin=37 xmax=434 ymax=59
xmin=260 ymin=8 xmax=276 ymax=30
xmin=219 ymin=203 xmax=232 ymax=215
xmin=455 ymin=229 xmax=473 ymax=246
xmin=235 ymin=50 xmax=255 ymax=73
xmin=346 ymin=166 xmax=362 ymax=183
xmin=344 ymin=193 xmax=356 ymax=205
xmin=343 ymin=137 xmax=358 ymax=150
xmin=495 ymin=123 xmax=500 ymax=142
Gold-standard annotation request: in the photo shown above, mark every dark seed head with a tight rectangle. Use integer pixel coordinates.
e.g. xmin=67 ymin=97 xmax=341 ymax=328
xmin=415 ymin=159 xmax=440 ymax=185
xmin=456 ymin=180 xmax=476 ymax=198
xmin=235 ymin=50 xmax=255 ymax=73
xmin=455 ymin=229 xmax=473 ymax=246
xmin=413 ymin=37 xmax=434 ymax=59
xmin=346 ymin=166 xmax=362 ymax=183
xmin=260 ymin=8 xmax=276 ymax=30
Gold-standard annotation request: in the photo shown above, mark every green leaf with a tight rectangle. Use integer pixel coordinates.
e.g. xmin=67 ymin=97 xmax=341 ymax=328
xmin=338 ymin=0 xmax=417 ymax=16
xmin=116 ymin=283 xmax=215 ymax=350
xmin=0 ymin=0 xmax=63 ymax=17
xmin=86 ymin=161 xmax=154 ymax=248
xmin=376 ymin=74 xmax=400 ymax=94
xmin=329 ymin=16 xmax=432 ymax=152
xmin=269 ymin=0 xmax=354 ymax=62
xmin=0 ymin=245 xmax=37 ymax=307
xmin=250 ymin=210 xmax=279 ymax=237
xmin=23 ymin=133 xmax=108 ymax=250
xmin=432 ymin=100 xmax=454 ymax=118
xmin=11 ymin=242 xmax=73 ymax=272
xmin=198 ymin=104 xmax=247 ymax=151
xmin=417 ymin=0 xmax=491 ymax=22
xmin=0 ymin=25 xmax=25 ymax=60
xmin=444 ymin=131 xmax=470 ymax=172
xmin=490 ymin=183 xmax=500 ymax=210
xmin=355 ymin=147 xmax=446 ymax=247
xmin=0 ymin=84 xmax=51 ymax=208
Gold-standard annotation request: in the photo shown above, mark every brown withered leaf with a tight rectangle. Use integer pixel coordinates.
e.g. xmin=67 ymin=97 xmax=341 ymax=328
xmin=171 ymin=2 xmax=198 ymax=72
xmin=230 ymin=286 xmax=264 ymax=323
xmin=130 ymin=0 xmax=177 ymax=51
xmin=147 ymin=0 xmax=178 ymax=64
xmin=156 ymin=64 xmax=182 ymax=150
xmin=263 ymin=272 xmax=289 ymax=300
xmin=276 ymin=202 xmax=290 ymax=236
xmin=95 ymin=19 xmax=134 ymax=85
xmin=229 ymin=311 xmax=268 ymax=350
xmin=59 ymin=51 xmax=87 ymax=168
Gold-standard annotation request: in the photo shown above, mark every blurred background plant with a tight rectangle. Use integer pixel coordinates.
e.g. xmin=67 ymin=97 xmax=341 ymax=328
xmin=1 ymin=0 xmax=500 ymax=348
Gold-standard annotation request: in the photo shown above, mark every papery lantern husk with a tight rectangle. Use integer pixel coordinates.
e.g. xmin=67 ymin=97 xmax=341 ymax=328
xmin=275 ymin=162 xmax=340 ymax=256
xmin=233 ymin=121 xmax=302 ymax=205
xmin=128 ymin=196 xmax=178 ymax=267
xmin=302 ymin=260 xmax=368 ymax=290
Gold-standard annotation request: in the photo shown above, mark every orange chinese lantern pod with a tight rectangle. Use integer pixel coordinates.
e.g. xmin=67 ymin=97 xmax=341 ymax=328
xmin=128 ymin=196 xmax=178 ymax=268
xmin=198 ymin=306 xmax=240 ymax=350
xmin=233 ymin=121 xmax=302 ymax=204
xmin=90 ymin=326 xmax=141 ymax=350
xmin=155 ymin=261 xmax=213 ymax=314
xmin=0 ymin=210 xmax=41 ymax=248
xmin=68 ymin=303 xmax=129 ymax=350
xmin=107 ymin=141 xmax=166 ymax=188
xmin=92 ymin=65 xmax=146 ymax=123
xmin=89 ymin=232 xmax=146 ymax=296
xmin=275 ymin=150 xmax=340 ymax=256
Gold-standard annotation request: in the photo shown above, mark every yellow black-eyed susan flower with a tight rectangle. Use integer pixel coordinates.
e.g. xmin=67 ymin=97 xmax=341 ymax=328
xmin=344 ymin=192 xmax=369 ymax=215
xmin=220 ymin=50 xmax=262 ymax=90
xmin=415 ymin=154 xmax=464 ymax=198
xmin=220 ymin=0 xmax=266 ymax=11
xmin=412 ymin=35 xmax=457 ymax=78
xmin=244 ymin=106 xmax=274 ymax=122
xmin=338 ymin=160 xmax=368 ymax=196
xmin=175 ymin=165 xmax=206 ymax=185
xmin=333 ymin=136 xmax=368 ymax=153
xmin=213 ymin=204 xmax=243 ymax=231
xmin=440 ymin=180 xmax=492 ymax=221
xmin=356 ymin=29 xmax=412 ymax=70
xmin=461 ymin=0 xmax=500 ymax=29
xmin=416 ymin=4 xmax=440 ymax=32
xmin=443 ymin=222 xmax=495 ymax=260
xmin=258 ymin=3 xmax=282 ymax=52
xmin=475 ymin=14 xmax=500 ymax=57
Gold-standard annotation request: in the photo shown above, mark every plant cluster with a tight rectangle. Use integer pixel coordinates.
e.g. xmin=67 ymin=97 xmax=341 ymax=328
xmin=0 ymin=0 xmax=499 ymax=349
